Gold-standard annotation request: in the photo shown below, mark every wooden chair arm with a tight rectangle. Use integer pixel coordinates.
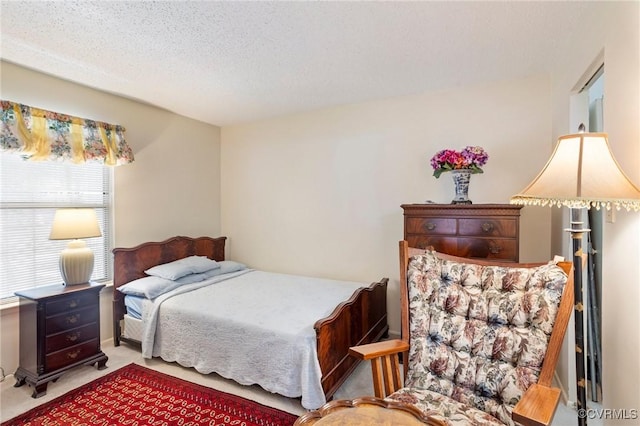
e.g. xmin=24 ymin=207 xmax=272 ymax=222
xmin=512 ymin=383 xmax=562 ymax=426
xmin=348 ymin=339 xmax=409 ymax=360
xmin=349 ymin=340 xmax=409 ymax=398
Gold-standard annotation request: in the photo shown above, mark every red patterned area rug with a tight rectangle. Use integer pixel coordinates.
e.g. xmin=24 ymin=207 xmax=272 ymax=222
xmin=3 ymin=363 xmax=299 ymax=425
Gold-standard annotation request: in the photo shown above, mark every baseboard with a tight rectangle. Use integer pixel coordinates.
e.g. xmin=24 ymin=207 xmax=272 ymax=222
xmin=554 ymin=370 xmax=575 ymax=408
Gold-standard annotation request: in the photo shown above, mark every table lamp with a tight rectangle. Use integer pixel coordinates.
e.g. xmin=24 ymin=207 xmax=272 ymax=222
xmin=510 ymin=127 xmax=640 ymax=425
xmin=49 ymin=208 xmax=102 ymax=285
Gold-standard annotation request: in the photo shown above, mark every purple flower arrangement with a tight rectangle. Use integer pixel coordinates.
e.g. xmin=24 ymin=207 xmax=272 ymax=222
xmin=430 ymin=146 xmax=489 ymax=178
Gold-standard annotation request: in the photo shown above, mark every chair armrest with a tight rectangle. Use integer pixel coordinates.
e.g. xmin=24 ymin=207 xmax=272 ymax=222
xmin=349 ymin=339 xmax=409 ymax=360
xmin=512 ymin=383 xmax=562 ymax=426
xmin=349 ymin=339 xmax=410 ymax=398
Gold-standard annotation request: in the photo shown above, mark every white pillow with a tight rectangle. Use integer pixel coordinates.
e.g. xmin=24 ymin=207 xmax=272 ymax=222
xmin=203 ymin=260 xmax=247 ymax=278
xmin=118 ymin=276 xmax=173 ymax=299
xmin=145 ymin=255 xmax=220 ymax=280
xmin=118 ymin=272 xmax=207 ymax=299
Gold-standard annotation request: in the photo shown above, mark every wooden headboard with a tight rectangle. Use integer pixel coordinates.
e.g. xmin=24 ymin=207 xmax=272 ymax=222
xmin=112 ymin=236 xmax=227 ymax=288
xmin=111 ymin=235 xmax=226 ymax=345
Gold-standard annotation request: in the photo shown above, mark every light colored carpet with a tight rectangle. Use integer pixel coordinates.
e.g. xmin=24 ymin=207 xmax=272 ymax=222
xmin=1 ymin=341 xmax=596 ymax=425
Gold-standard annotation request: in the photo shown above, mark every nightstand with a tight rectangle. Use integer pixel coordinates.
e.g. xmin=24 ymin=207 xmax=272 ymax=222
xmin=14 ymin=282 xmax=108 ymax=398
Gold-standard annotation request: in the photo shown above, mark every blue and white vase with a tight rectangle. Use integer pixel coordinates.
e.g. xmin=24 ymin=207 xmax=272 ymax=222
xmin=451 ymin=170 xmax=472 ymax=204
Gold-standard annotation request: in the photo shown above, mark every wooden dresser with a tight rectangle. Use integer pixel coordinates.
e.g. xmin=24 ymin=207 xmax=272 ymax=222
xmin=401 ymin=204 xmax=523 ymax=262
xmin=14 ymin=282 xmax=108 ymax=398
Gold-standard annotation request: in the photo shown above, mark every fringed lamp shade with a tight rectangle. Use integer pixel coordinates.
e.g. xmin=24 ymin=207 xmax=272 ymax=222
xmin=510 ymin=132 xmax=640 ymax=211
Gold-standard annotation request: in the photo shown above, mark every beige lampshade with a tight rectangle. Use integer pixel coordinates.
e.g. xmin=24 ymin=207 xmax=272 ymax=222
xmin=511 ymin=132 xmax=640 ymax=211
xmin=49 ymin=208 xmax=102 ymax=286
xmin=49 ymin=208 xmax=102 ymax=240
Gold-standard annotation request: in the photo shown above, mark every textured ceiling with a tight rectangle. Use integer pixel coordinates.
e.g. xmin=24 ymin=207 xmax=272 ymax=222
xmin=1 ymin=1 xmax=598 ymax=126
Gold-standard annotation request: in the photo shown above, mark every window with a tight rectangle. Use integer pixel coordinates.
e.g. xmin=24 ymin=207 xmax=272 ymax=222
xmin=0 ymin=152 xmax=113 ymax=302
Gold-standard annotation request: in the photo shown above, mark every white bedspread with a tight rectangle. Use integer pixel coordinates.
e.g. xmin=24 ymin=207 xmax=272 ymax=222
xmin=140 ymin=269 xmax=364 ymax=409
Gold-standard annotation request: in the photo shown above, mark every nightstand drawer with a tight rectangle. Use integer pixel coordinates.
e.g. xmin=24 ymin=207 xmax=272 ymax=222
xmin=46 ymin=307 xmax=98 ymax=335
xmin=405 ymin=218 xmax=457 ymax=235
xmin=46 ymin=292 xmax=96 ymax=316
xmin=46 ymin=339 xmax=99 ymax=372
xmin=458 ymin=218 xmax=517 ymax=238
xmin=46 ymin=323 xmax=98 ymax=353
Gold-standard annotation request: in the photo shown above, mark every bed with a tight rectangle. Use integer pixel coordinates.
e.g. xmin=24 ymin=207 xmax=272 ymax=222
xmin=112 ymin=236 xmax=388 ymax=409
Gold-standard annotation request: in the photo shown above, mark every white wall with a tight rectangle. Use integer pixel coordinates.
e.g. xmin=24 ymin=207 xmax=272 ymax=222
xmin=595 ymin=5 xmax=639 ymax=422
xmin=0 ymin=61 xmax=222 ymax=374
xmin=221 ymin=74 xmax=553 ymax=338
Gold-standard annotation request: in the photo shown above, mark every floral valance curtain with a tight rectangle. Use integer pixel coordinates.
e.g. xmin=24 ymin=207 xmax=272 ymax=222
xmin=0 ymin=100 xmax=134 ymax=165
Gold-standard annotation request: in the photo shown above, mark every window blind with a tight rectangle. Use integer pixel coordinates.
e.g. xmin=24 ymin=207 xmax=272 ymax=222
xmin=0 ymin=152 xmax=112 ymax=302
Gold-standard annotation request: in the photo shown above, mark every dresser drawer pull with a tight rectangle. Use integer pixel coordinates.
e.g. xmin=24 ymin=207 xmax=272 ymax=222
xmin=489 ymin=244 xmax=502 ymax=254
xmin=66 ymin=331 xmax=81 ymax=343
xmin=481 ymin=223 xmax=494 ymax=233
xmin=66 ymin=349 xmax=81 ymax=360
xmin=66 ymin=314 xmax=80 ymax=325
xmin=67 ymin=299 xmax=79 ymax=309
xmin=424 ymin=222 xmax=436 ymax=231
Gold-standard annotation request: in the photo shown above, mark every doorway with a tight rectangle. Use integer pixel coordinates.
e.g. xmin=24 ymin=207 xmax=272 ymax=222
xmin=586 ymin=67 xmax=603 ymax=403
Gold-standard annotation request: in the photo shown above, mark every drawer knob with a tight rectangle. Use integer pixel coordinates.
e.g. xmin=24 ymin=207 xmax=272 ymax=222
xmin=66 ymin=314 xmax=80 ymax=325
xmin=425 ymin=222 xmax=436 ymax=231
xmin=67 ymin=349 xmax=81 ymax=360
xmin=489 ymin=244 xmax=502 ymax=254
xmin=66 ymin=331 xmax=81 ymax=342
xmin=68 ymin=299 xmax=79 ymax=309
xmin=481 ymin=223 xmax=494 ymax=232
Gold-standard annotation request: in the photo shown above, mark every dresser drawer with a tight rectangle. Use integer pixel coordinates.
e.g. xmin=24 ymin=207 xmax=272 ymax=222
xmin=46 ymin=339 xmax=99 ymax=372
xmin=46 ymin=292 xmax=96 ymax=316
xmin=458 ymin=218 xmax=517 ymax=238
xmin=45 ymin=323 xmax=98 ymax=353
xmin=46 ymin=307 xmax=98 ymax=335
xmin=405 ymin=218 xmax=457 ymax=235
xmin=406 ymin=236 xmax=458 ymax=254
xmin=457 ymin=238 xmax=518 ymax=261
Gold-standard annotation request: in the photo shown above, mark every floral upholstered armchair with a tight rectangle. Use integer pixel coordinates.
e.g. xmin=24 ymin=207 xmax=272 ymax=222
xmin=350 ymin=241 xmax=574 ymax=426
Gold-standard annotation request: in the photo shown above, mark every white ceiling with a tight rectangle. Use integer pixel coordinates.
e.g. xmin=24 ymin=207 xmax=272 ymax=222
xmin=1 ymin=1 xmax=598 ymax=126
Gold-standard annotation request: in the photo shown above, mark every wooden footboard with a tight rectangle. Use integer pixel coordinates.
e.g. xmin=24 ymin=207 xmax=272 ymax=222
xmin=315 ymin=278 xmax=389 ymax=400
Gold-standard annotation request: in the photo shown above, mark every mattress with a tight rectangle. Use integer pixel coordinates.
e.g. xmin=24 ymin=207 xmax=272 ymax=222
xmin=124 ymin=295 xmax=145 ymax=319
xmin=123 ymin=314 xmax=144 ymax=341
xmin=137 ymin=269 xmax=364 ymax=409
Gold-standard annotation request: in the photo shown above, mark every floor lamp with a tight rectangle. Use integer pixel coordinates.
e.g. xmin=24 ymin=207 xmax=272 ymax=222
xmin=510 ymin=128 xmax=640 ymax=426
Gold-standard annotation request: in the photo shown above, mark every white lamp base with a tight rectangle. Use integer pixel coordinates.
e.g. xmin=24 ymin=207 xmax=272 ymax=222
xmin=59 ymin=239 xmax=94 ymax=285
